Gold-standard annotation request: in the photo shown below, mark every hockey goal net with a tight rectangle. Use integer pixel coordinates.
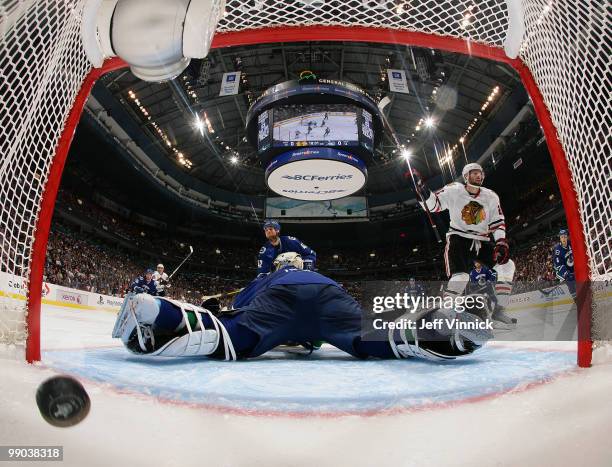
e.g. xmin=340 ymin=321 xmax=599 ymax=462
xmin=0 ymin=0 xmax=609 ymax=365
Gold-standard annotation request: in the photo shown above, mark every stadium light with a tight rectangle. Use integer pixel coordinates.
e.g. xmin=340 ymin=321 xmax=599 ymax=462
xmin=401 ymin=149 xmax=413 ymax=161
xmin=230 ymin=155 xmax=238 ymax=164
xmin=424 ymin=116 xmax=435 ymax=128
xmin=195 ymin=116 xmax=204 ymax=135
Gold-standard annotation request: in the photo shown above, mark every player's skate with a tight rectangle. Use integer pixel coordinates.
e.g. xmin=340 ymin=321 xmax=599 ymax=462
xmin=491 ymin=305 xmax=517 ymax=330
xmin=112 ymin=293 xmax=236 ymax=360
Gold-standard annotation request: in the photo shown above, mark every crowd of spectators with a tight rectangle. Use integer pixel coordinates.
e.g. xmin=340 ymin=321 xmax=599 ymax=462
xmin=45 ymin=225 xmax=138 ymax=296
xmin=56 ymin=189 xmax=260 ymax=273
xmin=512 ymin=235 xmax=560 ymax=293
xmin=44 ymin=219 xmax=570 ymax=307
xmin=45 ymin=221 xmax=248 ymax=304
xmin=39 ymin=187 xmax=579 ymax=308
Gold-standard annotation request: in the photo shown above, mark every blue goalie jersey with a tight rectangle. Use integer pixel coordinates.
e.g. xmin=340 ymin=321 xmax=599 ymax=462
xmin=232 ymin=266 xmax=338 ymax=309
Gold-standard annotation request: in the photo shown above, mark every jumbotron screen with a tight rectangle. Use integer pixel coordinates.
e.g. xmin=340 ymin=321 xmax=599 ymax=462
xmin=257 ymin=104 xmax=373 ymax=152
xmin=273 ymin=104 xmax=358 ymax=147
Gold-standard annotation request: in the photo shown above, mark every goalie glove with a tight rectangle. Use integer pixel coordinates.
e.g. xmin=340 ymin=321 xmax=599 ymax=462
xmin=406 ymin=169 xmax=431 ymax=199
xmin=493 ymin=238 xmax=510 ymax=265
xmin=201 ymin=297 xmax=221 ymax=315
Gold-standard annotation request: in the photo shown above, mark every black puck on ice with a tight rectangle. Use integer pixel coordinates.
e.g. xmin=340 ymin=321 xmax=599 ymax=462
xmin=36 ymin=376 xmax=90 ymax=427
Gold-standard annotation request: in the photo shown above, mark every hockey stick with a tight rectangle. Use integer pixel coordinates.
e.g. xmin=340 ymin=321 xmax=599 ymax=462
xmin=201 ymin=288 xmax=244 ymax=301
xmin=168 ymin=245 xmax=194 ymax=281
xmin=378 ymin=98 xmax=443 ymax=243
xmin=403 ymin=153 xmax=443 ymax=244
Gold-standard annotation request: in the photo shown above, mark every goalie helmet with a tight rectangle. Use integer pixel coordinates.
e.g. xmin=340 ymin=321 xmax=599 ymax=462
xmin=462 ymin=163 xmax=484 ymax=184
xmin=273 ymin=252 xmax=304 ymax=271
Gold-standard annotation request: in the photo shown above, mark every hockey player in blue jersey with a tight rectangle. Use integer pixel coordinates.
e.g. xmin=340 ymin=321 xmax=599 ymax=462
xmin=113 ymin=252 xmax=492 ymax=362
xmin=405 ymin=278 xmax=425 ymax=297
xmin=466 ymin=259 xmax=513 ymax=326
xmin=553 ymin=229 xmax=576 ymax=300
xmin=257 ymin=219 xmax=316 ymax=275
xmin=128 ymin=268 xmax=159 ymax=296
xmin=232 ymin=253 xmax=308 ymax=309
xmin=469 ymin=259 xmax=497 ymax=285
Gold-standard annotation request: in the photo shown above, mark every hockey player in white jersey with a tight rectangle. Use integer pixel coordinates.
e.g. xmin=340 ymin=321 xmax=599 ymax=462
xmin=413 ymin=163 xmax=516 ymax=329
xmin=152 ymin=263 xmax=170 ymax=297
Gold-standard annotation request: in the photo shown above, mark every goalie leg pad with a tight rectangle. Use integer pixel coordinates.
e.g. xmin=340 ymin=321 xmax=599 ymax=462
xmin=388 ymin=307 xmax=493 ymax=361
xmin=152 ymin=329 xmax=221 ymax=357
xmin=113 ymin=294 xmax=236 ymax=359
xmin=155 ymin=297 xmax=236 ymax=359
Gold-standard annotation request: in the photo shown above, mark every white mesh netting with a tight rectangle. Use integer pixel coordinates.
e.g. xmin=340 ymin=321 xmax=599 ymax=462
xmin=1 ymin=0 xmax=92 ymax=346
xmin=0 ymin=0 xmax=610 ymax=359
xmin=218 ymin=0 xmax=509 ymax=46
xmin=519 ymin=1 xmax=611 ymax=280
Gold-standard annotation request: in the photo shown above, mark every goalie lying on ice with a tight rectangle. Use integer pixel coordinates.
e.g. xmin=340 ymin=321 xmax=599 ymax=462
xmin=112 ymin=254 xmax=493 ymax=361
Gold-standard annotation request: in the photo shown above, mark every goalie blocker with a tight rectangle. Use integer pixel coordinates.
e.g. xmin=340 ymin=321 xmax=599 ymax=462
xmin=113 ymin=266 xmax=493 ymax=361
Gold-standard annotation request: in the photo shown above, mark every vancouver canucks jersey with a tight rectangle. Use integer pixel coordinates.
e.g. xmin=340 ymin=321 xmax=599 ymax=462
xmin=257 ymin=235 xmax=316 ymax=274
xmin=233 ymin=266 xmax=338 ymax=308
xmin=553 ymin=242 xmax=574 ymax=280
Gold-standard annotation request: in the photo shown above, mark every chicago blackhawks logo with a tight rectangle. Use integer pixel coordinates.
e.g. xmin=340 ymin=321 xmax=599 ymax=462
xmin=461 ymin=201 xmax=486 ymax=225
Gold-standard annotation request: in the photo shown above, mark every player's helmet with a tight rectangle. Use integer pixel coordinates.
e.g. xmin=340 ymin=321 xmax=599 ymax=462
xmin=273 ymin=252 xmax=304 ymax=271
xmin=462 ymin=163 xmax=484 ymax=184
xmin=145 ymin=268 xmax=154 ymax=275
xmin=263 ymin=219 xmax=281 ymax=232
xmin=559 ymin=229 xmax=568 ymax=236
xmin=156 ymin=264 xmax=164 ymax=269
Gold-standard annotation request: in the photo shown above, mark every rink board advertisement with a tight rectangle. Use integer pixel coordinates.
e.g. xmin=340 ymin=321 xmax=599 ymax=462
xmin=0 ymin=271 xmax=123 ymax=312
xmin=265 ymin=196 xmax=368 ymax=219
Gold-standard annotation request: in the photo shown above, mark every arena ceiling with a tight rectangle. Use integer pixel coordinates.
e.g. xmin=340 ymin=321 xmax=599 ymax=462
xmin=97 ymin=41 xmax=522 ymax=196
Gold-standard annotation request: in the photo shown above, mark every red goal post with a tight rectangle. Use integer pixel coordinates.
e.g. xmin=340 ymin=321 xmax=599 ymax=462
xmin=1 ymin=1 xmax=609 ymax=366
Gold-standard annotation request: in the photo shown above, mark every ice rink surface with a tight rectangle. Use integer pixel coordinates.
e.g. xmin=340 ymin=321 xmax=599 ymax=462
xmin=1 ymin=303 xmax=612 ymax=466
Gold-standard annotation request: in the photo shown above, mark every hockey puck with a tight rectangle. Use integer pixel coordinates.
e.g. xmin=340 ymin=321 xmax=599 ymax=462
xmin=36 ymin=376 xmax=90 ymax=427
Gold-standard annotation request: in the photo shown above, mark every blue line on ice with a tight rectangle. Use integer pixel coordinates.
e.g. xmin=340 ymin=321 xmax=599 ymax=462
xmin=42 ymin=346 xmax=575 ymax=414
